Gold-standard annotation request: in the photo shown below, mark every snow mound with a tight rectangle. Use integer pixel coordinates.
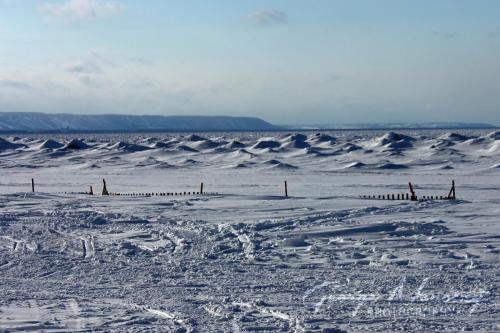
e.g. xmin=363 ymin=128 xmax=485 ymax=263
xmin=109 ymin=141 xmax=151 ymax=152
xmin=228 ymin=149 xmax=256 ymax=160
xmin=339 ymin=143 xmax=363 ymax=152
xmin=150 ymin=141 xmax=174 ymax=149
xmin=308 ymin=133 xmax=336 ymax=143
xmin=484 ymin=141 xmax=500 ymax=154
xmin=281 ymin=133 xmax=308 ymax=142
xmin=225 ymin=163 xmax=251 ymax=169
xmin=78 ymin=162 xmax=100 ymax=169
xmin=435 ymin=164 xmax=454 ymax=170
xmin=372 ymin=132 xmax=415 ymax=149
xmin=279 ymin=133 xmax=310 ymax=149
xmin=184 ymin=134 xmax=206 ymax=142
xmin=377 ymin=163 xmax=409 ymax=169
xmin=291 ymin=147 xmax=329 ymax=156
xmin=438 ymin=132 xmax=469 ymax=142
xmin=63 ymin=139 xmax=89 ymax=150
xmin=37 ymin=139 xmax=64 ymax=150
xmin=463 ymin=137 xmax=486 ymax=145
xmin=177 ymin=158 xmax=199 ymax=166
xmin=429 ymin=140 xmax=455 ymax=149
xmin=0 ymin=137 xmax=26 ymax=151
xmin=135 ymin=157 xmax=160 ymax=167
xmin=486 ymin=130 xmax=500 ymax=140
xmin=176 ymin=145 xmax=198 ymax=152
xmin=141 ymin=137 xmax=158 ymax=144
xmin=281 ymin=133 xmax=310 ymax=149
xmin=252 ymin=139 xmax=281 ymax=149
xmin=224 ymin=140 xmax=246 ymax=149
xmin=262 ymin=159 xmax=297 ymax=169
xmin=343 ymin=162 xmax=366 ymax=169
xmin=189 ymin=139 xmax=220 ymax=150
xmin=281 ymin=140 xmax=310 ymax=149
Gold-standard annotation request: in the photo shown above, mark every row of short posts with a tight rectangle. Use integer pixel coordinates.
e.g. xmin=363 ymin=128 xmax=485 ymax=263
xmin=111 ymin=191 xmax=213 ymax=196
xmin=361 ymin=193 xmax=412 ymax=200
xmin=360 ymin=180 xmax=457 ymax=201
xmin=361 ymin=194 xmax=454 ymax=201
xmin=92 ymin=179 xmax=212 ymax=197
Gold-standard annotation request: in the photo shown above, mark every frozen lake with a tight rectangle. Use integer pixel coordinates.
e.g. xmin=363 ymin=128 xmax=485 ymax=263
xmin=0 ymin=129 xmax=499 ymax=332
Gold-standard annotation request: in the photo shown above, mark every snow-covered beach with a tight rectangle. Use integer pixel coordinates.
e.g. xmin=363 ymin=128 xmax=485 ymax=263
xmin=1 ymin=129 xmax=499 ymax=332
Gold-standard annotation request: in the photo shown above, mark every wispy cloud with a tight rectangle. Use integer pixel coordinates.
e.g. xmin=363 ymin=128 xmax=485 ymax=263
xmin=64 ymin=51 xmax=113 ymax=74
xmin=64 ymin=51 xmax=114 ymax=87
xmin=41 ymin=0 xmax=124 ymax=22
xmin=0 ymin=79 xmax=31 ymax=90
xmin=65 ymin=60 xmax=102 ymax=74
xmin=246 ymin=9 xmax=288 ymax=27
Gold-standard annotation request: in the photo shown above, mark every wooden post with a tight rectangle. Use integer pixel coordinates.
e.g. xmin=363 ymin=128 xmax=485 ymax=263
xmin=89 ymin=186 xmax=93 ymax=195
xmin=102 ymin=179 xmax=109 ymax=196
xmin=284 ymin=181 xmax=288 ymax=197
xmin=448 ymin=180 xmax=456 ymax=200
xmin=200 ymin=183 xmax=204 ymax=194
xmin=31 ymin=178 xmax=35 ymax=193
xmin=409 ymin=182 xmax=417 ymax=201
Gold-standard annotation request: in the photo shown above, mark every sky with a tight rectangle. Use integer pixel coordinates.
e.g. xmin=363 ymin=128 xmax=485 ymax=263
xmin=0 ymin=0 xmax=499 ymax=125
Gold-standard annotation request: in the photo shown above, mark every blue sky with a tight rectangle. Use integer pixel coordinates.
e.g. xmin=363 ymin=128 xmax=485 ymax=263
xmin=0 ymin=0 xmax=499 ymax=124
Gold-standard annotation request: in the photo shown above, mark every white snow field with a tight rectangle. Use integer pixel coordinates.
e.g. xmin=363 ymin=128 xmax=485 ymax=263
xmin=0 ymin=129 xmax=499 ymax=332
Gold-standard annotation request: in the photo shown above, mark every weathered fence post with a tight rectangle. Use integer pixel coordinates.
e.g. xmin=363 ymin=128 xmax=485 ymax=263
xmin=89 ymin=186 xmax=93 ymax=195
xmin=102 ymin=179 xmax=109 ymax=196
xmin=284 ymin=181 xmax=288 ymax=198
xmin=200 ymin=183 xmax=204 ymax=195
xmin=409 ymin=182 xmax=417 ymax=201
xmin=31 ymin=178 xmax=35 ymax=193
xmin=448 ymin=180 xmax=456 ymax=200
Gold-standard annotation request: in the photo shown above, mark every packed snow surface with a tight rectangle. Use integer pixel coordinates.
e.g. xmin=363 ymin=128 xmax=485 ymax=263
xmin=0 ymin=129 xmax=499 ymax=332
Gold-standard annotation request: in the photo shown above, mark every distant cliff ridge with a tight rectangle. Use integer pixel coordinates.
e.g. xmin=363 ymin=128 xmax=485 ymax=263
xmin=0 ymin=112 xmax=279 ymax=132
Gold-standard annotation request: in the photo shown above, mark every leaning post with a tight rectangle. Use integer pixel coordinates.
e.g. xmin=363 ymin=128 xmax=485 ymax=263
xmin=409 ymin=182 xmax=417 ymax=201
